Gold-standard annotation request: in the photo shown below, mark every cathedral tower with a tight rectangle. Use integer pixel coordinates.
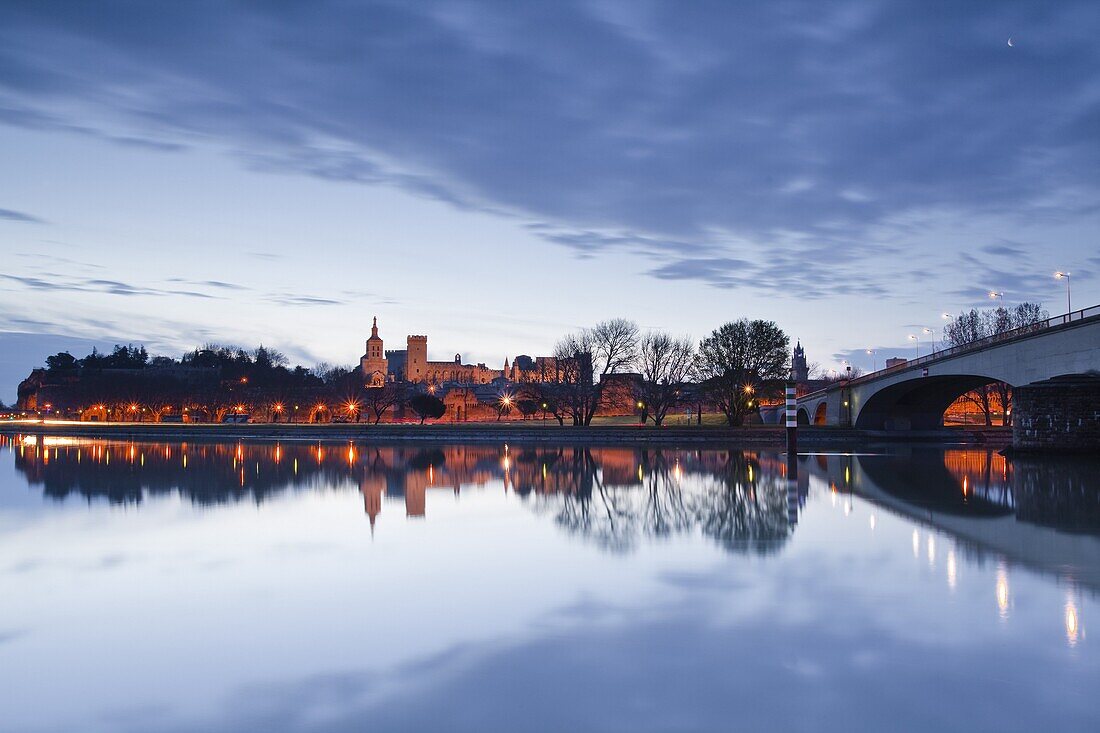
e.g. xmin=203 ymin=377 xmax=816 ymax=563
xmin=360 ymin=316 xmax=388 ymax=386
xmin=792 ymin=340 xmax=809 ymax=382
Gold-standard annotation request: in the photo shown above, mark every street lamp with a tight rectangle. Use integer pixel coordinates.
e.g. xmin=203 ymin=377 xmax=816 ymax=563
xmin=1054 ymin=271 xmax=1072 ymax=314
xmin=988 ymin=290 xmax=1004 ymax=305
xmin=922 ymin=327 xmax=935 ymax=354
xmin=908 ymin=334 xmax=919 ymax=359
xmin=866 ymin=349 xmax=877 ymax=372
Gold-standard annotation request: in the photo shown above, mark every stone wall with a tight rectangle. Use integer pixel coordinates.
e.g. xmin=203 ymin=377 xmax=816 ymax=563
xmin=1012 ymin=374 xmax=1100 ymax=453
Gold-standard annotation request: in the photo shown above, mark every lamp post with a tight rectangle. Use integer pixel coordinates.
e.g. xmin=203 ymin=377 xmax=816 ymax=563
xmin=941 ymin=313 xmax=954 ymax=350
xmin=988 ymin=290 xmax=1004 ymax=306
xmin=866 ymin=349 xmax=877 ymax=372
xmin=908 ymin=334 xmax=919 ymax=359
xmin=923 ymin=327 xmax=935 ymax=354
xmin=1054 ymin=271 xmax=1072 ymax=314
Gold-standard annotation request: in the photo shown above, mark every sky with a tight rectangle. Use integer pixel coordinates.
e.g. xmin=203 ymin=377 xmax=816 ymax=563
xmin=1 ymin=0 xmax=1099 ymax=401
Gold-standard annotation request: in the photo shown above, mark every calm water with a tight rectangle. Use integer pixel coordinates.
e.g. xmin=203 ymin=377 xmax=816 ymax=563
xmin=1 ymin=434 xmax=1098 ymax=733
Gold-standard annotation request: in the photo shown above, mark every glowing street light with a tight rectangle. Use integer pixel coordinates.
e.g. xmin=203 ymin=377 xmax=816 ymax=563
xmin=866 ymin=349 xmax=877 ymax=371
xmin=908 ymin=334 xmax=919 ymax=358
xmin=922 ymin=327 xmax=935 ymax=354
xmin=1054 ymin=271 xmax=1072 ymax=313
xmin=988 ymin=290 xmax=1004 ymax=304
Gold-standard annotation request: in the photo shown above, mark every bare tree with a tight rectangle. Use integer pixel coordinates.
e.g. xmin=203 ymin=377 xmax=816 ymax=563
xmin=635 ymin=331 xmax=695 ymax=426
xmin=552 ymin=318 xmax=640 ymax=425
xmin=943 ymin=302 xmax=1047 ymax=426
xmin=362 ymin=382 xmax=407 ymax=424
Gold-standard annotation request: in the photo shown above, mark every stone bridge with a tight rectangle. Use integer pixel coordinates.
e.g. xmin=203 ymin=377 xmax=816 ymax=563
xmin=796 ymin=305 xmax=1100 ymax=449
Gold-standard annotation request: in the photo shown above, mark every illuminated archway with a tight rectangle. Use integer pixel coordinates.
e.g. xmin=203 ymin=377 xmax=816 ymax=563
xmin=854 ymin=375 xmax=1012 ymax=430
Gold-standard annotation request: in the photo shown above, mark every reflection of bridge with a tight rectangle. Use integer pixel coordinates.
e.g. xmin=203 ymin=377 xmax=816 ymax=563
xmin=802 ymin=448 xmax=1100 ymax=590
xmin=797 ymin=305 xmax=1100 ymax=440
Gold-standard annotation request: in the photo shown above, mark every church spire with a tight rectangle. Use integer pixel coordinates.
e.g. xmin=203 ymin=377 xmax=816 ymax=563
xmin=371 ymin=316 xmax=379 ymax=339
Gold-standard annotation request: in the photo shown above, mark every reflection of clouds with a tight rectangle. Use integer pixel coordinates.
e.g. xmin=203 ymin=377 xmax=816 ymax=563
xmin=109 ymin=566 xmax=1100 ymax=733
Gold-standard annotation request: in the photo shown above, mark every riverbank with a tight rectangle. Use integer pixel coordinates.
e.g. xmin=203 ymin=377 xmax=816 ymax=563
xmin=0 ymin=420 xmax=1011 ymax=447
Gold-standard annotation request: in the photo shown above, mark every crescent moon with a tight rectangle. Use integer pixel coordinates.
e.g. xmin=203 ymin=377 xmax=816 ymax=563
xmin=1007 ymin=37 xmax=1013 ymax=47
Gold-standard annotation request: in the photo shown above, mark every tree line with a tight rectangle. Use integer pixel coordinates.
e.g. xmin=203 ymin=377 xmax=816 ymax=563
xmin=522 ymin=316 xmax=790 ymax=427
xmin=26 ymin=319 xmax=793 ymax=426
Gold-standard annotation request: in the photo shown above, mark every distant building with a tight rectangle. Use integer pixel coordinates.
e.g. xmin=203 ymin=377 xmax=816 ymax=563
xmin=885 ymin=357 xmax=908 ymax=369
xmin=361 ymin=317 xmax=556 ymax=386
xmin=790 ymin=341 xmax=831 ymax=398
xmin=792 ymin=340 xmax=809 ymax=382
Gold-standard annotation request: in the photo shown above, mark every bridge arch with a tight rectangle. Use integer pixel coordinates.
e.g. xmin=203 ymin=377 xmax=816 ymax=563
xmin=796 ymin=407 xmax=810 ymax=425
xmin=854 ymin=374 xmax=1011 ymax=430
xmin=813 ymin=402 xmax=828 ymax=425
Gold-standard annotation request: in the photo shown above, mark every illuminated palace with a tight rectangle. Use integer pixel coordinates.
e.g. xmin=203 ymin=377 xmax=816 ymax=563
xmin=359 ymin=316 xmax=556 ymax=386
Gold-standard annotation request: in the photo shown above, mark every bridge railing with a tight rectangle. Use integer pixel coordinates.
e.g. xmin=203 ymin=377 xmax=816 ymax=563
xmin=844 ymin=303 xmax=1100 ymax=388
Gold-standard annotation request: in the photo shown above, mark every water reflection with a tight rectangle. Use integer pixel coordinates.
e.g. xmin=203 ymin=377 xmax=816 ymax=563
xmin=3 ymin=434 xmax=806 ymax=555
xmin=997 ymin=563 xmax=1011 ymax=618
xmin=7 ymin=434 xmax=1100 ymax=547
xmin=2 ymin=433 xmax=1098 ymax=731
xmin=1066 ymin=593 xmax=1081 ymax=646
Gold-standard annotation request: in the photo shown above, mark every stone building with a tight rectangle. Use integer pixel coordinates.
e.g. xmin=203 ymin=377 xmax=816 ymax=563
xmin=361 ymin=317 xmax=557 ymax=386
xmin=359 ymin=317 xmax=388 ymax=386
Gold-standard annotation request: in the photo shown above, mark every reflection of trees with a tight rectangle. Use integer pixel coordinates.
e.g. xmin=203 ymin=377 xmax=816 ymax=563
xmin=689 ymin=456 xmax=791 ymax=554
xmin=13 ymin=440 xmax=353 ymax=505
xmin=9 ymin=439 xmax=510 ymax=506
xmin=527 ymin=449 xmax=793 ymax=554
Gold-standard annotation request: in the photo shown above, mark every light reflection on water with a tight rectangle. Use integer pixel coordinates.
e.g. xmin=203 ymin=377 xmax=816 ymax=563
xmin=1 ymin=433 xmax=1099 ymax=732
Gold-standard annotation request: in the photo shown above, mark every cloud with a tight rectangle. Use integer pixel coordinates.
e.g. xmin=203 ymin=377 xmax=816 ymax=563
xmin=0 ymin=274 xmax=217 ymax=299
xmin=166 ymin=278 xmax=249 ymax=291
xmin=980 ymin=242 xmax=1027 ymax=258
xmin=0 ymin=206 xmax=45 ymax=224
xmin=264 ymin=294 xmax=345 ymax=307
xmin=0 ymin=629 xmax=28 ymax=645
xmin=0 ymin=1 xmax=1097 ymax=295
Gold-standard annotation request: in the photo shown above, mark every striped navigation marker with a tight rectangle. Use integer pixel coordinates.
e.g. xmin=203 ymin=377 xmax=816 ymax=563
xmin=785 ymin=380 xmax=799 ymax=527
xmin=785 ymin=382 xmax=798 ymax=453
